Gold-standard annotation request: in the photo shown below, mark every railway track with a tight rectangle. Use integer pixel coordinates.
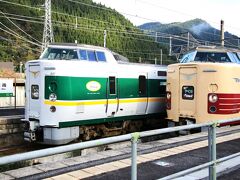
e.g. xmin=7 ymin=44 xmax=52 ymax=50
xmin=1 ymin=124 xmax=240 ymax=179
xmin=0 ymin=123 xmax=240 ymax=169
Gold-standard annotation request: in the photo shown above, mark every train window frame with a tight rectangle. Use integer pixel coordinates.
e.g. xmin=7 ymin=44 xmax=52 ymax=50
xmin=157 ymin=71 xmax=167 ymax=76
xmin=228 ymin=52 xmax=240 ymax=63
xmin=79 ymin=49 xmax=88 ymax=60
xmin=180 ymin=51 xmax=196 ymax=63
xmin=41 ymin=48 xmax=78 ymax=60
xmin=87 ymin=50 xmax=97 ymax=61
xmin=139 ymin=75 xmax=146 ymax=96
xmin=237 ymin=53 xmax=240 ymax=61
xmin=96 ymin=51 xmax=107 ymax=62
xmin=109 ymin=76 xmax=116 ymax=95
xmin=195 ymin=52 xmax=231 ymax=63
xmin=159 ymin=80 xmax=166 ymax=96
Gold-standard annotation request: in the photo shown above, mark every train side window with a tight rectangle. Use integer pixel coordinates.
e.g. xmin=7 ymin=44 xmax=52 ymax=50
xmin=87 ymin=51 xmax=97 ymax=61
xmin=159 ymin=80 xmax=166 ymax=95
xmin=96 ymin=51 xmax=106 ymax=62
xmin=109 ymin=76 xmax=116 ymax=95
xmin=139 ymin=75 xmax=146 ymax=95
xmin=79 ymin=50 xmax=87 ymax=60
xmin=157 ymin=71 xmax=167 ymax=76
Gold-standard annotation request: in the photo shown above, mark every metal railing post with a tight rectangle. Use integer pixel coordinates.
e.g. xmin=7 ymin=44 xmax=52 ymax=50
xmin=208 ymin=123 xmax=217 ymax=180
xmin=131 ymin=132 xmax=140 ymax=180
xmin=14 ymin=77 xmax=16 ymax=109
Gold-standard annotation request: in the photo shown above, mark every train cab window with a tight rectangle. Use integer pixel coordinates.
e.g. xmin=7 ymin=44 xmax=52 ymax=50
xmin=87 ymin=51 xmax=97 ymax=61
xmin=41 ymin=48 xmax=78 ymax=60
xmin=139 ymin=75 xmax=146 ymax=95
xmin=195 ymin=52 xmax=230 ymax=62
xmin=96 ymin=51 xmax=106 ymax=62
xmin=228 ymin=52 xmax=240 ymax=63
xmin=79 ymin=50 xmax=88 ymax=60
xmin=62 ymin=49 xmax=78 ymax=60
xmin=180 ymin=51 xmax=196 ymax=63
xmin=109 ymin=76 xmax=116 ymax=94
xmin=237 ymin=53 xmax=240 ymax=60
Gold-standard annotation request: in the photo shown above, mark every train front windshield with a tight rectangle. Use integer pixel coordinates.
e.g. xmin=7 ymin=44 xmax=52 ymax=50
xmin=194 ymin=52 xmax=231 ymax=62
xmin=40 ymin=48 xmax=78 ymax=60
xmin=180 ymin=50 xmax=240 ymax=63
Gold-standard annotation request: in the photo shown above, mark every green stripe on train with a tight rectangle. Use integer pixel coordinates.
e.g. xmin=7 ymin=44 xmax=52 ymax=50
xmin=45 ymin=76 xmax=166 ymax=100
xmin=59 ymin=113 xmax=165 ymax=128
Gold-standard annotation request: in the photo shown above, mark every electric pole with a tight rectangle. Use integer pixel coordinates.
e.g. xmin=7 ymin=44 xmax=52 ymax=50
xmin=42 ymin=0 xmax=54 ymax=52
xmin=169 ymin=36 xmax=172 ymax=56
xmin=187 ymin=32 xmax=190 ymax=50
xmin=220 ymin=20 xmax=224 ymax=47
xmin=104 ymin=30 xmax=107 ymax=48
xmin=155 ymin=32 xmax=158 ymax=43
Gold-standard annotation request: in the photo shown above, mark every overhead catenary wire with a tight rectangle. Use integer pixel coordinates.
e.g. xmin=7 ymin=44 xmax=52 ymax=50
xmin=1 ymin=0 xmax=234 ymax=52
xmin=1 ymin=0 xmax=237 ymax=42
xmin=0 ymin=11 xmax=214 ymax=45
xmin=137 ymin=0 xmax=240 ymax=32
xmin=0 ymin=8 xmax=236 ymax=50
xmin=0 ymin=26 xmax=42 ymax=47
xmin=0 ymin=0 xmax=239 ymax=56
xmin=0 ymin=22 xmax=42 ymax=48
xmin=0 ymin=10 xmax=42 ymax=45
xmin=1 ymin=14 xmax=237 ymax=49
xmin=67 ymin=0 xmax=240 ymax=39
xmin=0 ymin=37 xmax=41 ymax=53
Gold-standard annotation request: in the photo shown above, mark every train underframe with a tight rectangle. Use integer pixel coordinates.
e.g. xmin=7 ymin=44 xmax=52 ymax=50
xmin=23 ymin=116 xmax=167 ymax=145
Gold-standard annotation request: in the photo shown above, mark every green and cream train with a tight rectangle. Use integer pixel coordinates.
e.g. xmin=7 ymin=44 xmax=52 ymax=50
xmin=22 ymin=43 xmax=167 ymax=145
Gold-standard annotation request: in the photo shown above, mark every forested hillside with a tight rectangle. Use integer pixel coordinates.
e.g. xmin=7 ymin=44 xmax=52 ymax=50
xmin=139 ymin=19 xmax=240 ymax=50
xmin=0 ymin=0 xmax=171 ymax=68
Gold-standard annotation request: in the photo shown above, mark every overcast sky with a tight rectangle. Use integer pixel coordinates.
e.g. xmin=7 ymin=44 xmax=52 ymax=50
xmin=92 ymin=0 xmax=240 ymax=36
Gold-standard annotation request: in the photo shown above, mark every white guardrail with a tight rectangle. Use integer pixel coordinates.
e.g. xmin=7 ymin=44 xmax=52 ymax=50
xmin=0 ymin=117 xmax=240 ymax=180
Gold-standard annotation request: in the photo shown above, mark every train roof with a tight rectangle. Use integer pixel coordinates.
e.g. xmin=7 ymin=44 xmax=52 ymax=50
xmin=48 ymin=43 xmax=108 ymax=51
xmin=188 ymin=46 xmax=240 ymax=53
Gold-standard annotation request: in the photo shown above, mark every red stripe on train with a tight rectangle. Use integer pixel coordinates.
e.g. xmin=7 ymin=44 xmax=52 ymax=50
xmin=208 ymin=93 xmax=240 ymax=114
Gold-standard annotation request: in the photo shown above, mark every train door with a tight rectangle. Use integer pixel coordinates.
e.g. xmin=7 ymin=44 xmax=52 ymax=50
xmin=27 ymin=63 xmax=41 ymax=119
xmin=106 ymin=75 xmax=119 ymax=117
xmin=179 ymin=67 xmax=197 ymax=117
xmin=136 ymin=74 xmax=148 ymax=114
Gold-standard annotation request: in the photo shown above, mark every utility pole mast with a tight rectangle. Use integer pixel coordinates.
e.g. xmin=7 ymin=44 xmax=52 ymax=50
xmin=42 ymin=0 xmax=54 ymax=52
xmin=155 ymin=32 xmax=158 ymax=43
xmin=104 ymin=30 xmax=107 ymax=48
xmin=220 ymin=20 xmax=224 ymax=47
xmin=169 ymin=36 xmax=172 ymax=56
xmin=187 ymin=32 xmax=190 ymax=50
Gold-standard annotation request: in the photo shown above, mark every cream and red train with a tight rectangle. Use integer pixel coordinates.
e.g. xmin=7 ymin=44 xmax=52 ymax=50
xmin=22 ymin=43 xmax=167 ymax=145
xmin=167 ymin=46 xmax=240 ymax=126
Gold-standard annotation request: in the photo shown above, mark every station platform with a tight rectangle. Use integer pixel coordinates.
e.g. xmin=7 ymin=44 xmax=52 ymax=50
xmin=0 ymin=125 xmax=240 ymax=180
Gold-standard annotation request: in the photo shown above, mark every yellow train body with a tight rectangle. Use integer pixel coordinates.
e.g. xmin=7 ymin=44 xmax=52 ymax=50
xmin=167 ymin=62 xmax=240 ymax=124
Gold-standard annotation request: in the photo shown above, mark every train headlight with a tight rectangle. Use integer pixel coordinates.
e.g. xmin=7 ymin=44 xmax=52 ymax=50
xmin=49 ymin=93 xmax=57 ymax=102
xmin=166 ymin=92 xmax=171 ymax=110
xmin=166 ymin=92 xmax=171 ymax=100
xmin=209 ymin=94 xmax=218 ymax=103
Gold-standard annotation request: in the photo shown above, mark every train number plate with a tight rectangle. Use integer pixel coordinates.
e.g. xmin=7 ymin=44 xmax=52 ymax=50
xmin=182 ymin=86 xmax=194 ymax=100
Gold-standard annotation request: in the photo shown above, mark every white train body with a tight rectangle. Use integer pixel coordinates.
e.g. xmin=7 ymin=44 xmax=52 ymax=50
xmin=23 ymin=44 xmax=167 ymax=144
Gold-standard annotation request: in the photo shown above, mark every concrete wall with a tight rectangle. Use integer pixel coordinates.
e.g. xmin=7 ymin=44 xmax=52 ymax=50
xmin=0 ymin=116 xmax=24 ymax=147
